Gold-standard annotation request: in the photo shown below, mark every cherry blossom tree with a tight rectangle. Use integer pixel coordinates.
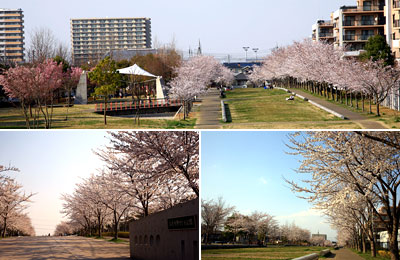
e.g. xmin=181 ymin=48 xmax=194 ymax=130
xmin=0 ymin=59 xmax=63 ymax=128
xmin=104 ymin=131 xmax=199 ymax=197
xmin=201 ymin=197 xmax=234 ymax=244
xmin=286 ymin=131 xmax=400 ymax=260
xmin=169 ymin=56 xmax=234 ymax=118
xmin=252 ymin=39 xmax=400 ymax=115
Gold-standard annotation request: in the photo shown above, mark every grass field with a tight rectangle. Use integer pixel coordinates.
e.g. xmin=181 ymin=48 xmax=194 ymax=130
xmin=202 ymin=246 xmax=328 ymax=260
xmin=287 ymin=88 xmax=400 ymax=129
xmin=0 ymin=102 xmax=196 ymax=129
xmin=223 ymin=88 xmax=360 ymax=129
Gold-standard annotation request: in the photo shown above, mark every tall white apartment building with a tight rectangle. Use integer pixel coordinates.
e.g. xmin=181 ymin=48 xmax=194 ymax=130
xmin=0 ymin=8 xmax=24 ymax=64
xmin=71 ymin=17 xmax=151 ymax=65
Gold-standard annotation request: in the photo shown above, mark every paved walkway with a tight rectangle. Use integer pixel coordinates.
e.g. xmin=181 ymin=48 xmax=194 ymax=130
xmin=0 ymin=236 xmax=130 ymax=260
xmin=333 ymin=248 xmax=364 ymax=260
xmin=289 ymin=89 xmax=388 ymax=129
xmin=195 ymin=88 xmax=222 ymax=129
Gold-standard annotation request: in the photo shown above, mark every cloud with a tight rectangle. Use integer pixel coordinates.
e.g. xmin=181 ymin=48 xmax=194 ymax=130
xmin=259 ymin=177 xmax=268 ymax=185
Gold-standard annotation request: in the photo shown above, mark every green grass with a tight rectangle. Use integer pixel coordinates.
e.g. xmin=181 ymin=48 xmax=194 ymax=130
xmin=202 ymin=246 xmax=327 ymax=260
xmin=223 ymin=88 xmax=360 ymax=129
xmin=0 ymin=103 xmax=196 ymax=129
xmin=288 ymin=88 xmax=400 ymax=129
xmin=108 ymin=238 xmax=128 ymax=243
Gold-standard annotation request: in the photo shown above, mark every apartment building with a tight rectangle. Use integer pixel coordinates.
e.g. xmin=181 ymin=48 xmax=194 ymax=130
xmin=312 ymin=20 xmax=335 ymax=44
xmin=0 ymin=8 xmax=24 ymax=64
xmin=313 ymin=0 xmax=386 ymax=55
xmin=71 ymin=17 xmax=152 ymax=66
xmin=385 ymin=0 xmax=400 ymax=59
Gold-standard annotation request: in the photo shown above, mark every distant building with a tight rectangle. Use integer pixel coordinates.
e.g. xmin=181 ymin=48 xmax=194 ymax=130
xmin=129 ymin=199 xmax=198 ymax=260
xmin=312 ymin=233 xmax=327 ymax=241
xmin=0 ymin=8 xmax=24 ymax=64
xmin=223 ymin=62 xmax=261 ymax=87
xmin=70 ymin=17 xmax=152 ymax=65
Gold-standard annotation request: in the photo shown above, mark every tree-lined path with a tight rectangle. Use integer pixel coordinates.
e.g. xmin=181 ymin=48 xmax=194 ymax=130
xmin=289 ymin=89 xmax=388 ymax=129
xmin=333 ymin=248 xmax=364 ymax=260
xmin=195 ymin=89 xmax=222 ymax=129
xmin=0 ymin=236 xmax=130 ymax=260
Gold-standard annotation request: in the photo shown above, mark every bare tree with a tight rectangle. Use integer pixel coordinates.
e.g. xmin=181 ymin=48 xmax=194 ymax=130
xmin=26 ymin=27 xmax=56 ymax=63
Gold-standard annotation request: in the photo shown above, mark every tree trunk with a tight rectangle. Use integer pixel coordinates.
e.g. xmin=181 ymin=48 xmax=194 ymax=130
xmin=362 ymin=94 xmax=365 ymax=112
xmin=1 ymin=217 xmax=7 ymax=238
xmin=376 ymin=97 xmax=380 ymax=116
xmin=113 ymin=211 xmax=118 ymax=240
xmin=369 ymin=96 xmax=372 ymax=114
xmin=98 ymin=215 xmax=102 ymax=237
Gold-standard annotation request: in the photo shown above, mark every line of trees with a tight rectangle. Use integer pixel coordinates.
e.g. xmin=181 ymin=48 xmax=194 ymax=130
xmin=201 ymin=197 xmax=315 ymax=246
xmin=0 ymin=165 xmax=35 ymax=237
xmin=58 ymin=131 xmax=199 ymax=239
xmin=250 ymin=38 xmax=400 ymax=116
xmin=169 ymin=55 xmax=234 ymax=118
xmin=0 ymin=59 xmax=82 ymax=128
xmin=286 ymin=132 xmax=400 ymax=260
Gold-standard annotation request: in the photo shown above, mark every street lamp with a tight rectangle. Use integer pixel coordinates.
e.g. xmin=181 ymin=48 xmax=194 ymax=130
xmin=243 ymin=47 xmax=250 ymax=62
xmin=252 ymin=48 xmax=259 ymax=62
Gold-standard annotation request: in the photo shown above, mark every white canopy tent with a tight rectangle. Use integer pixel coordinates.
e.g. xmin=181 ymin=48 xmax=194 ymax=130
xmin=117 ymin=64 xmax=165 ymax=99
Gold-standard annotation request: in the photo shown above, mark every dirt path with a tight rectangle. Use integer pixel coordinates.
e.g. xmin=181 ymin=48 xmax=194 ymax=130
xmin=333 ymin=248 xmax=364 ymax=260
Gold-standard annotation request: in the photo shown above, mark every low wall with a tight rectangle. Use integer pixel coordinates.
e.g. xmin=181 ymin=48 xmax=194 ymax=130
xmin=129 ymin=199 xmax=199 ymax=260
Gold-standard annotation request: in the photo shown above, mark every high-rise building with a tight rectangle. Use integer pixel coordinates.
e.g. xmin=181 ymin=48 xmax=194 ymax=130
xmin=70 ymin=17 xmax=152 ymax=66
xmin=0 ymin=8 xmax=24 ymax=64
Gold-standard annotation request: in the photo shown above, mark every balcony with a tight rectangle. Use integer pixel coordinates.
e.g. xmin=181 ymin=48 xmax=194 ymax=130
xmin=343 ymin=34 xmax=374 ymax=41
xmin=343 ymin=20 xmax=384 ymax=27
xmin=394 ymin=1 xmax=400 ymax=9
xmin=395 ymin=20 xmax=400 ymax=28
xmin=319 ymin=33 xmax=334 ymax=37
xmin=342 ymin=6 xmax=384 ymax=12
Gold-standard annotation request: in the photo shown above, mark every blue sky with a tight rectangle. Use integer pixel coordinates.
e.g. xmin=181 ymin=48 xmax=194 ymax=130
xmin=201 ymin=131 xmax=337 ymax=241
xmin=4 ymin=0 xmax=356 ymax=58
xmin=0 ymin=131 xmax=109 ymax=235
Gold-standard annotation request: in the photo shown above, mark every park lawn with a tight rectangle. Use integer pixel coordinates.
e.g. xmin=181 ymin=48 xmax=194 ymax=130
xmin=202 ymin=246 xmax=327 ymax=260
xmin=223 ymin=88 xmax=360 ymax=129
xmin=288 ymin=88 xmax=400 ymax=129
xmin=0 ymin=103 xmax=196 ymax=129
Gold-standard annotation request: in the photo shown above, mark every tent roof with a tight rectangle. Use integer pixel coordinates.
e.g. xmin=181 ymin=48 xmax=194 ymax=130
xmin=117 ymin=64 xmax=157 ymax=77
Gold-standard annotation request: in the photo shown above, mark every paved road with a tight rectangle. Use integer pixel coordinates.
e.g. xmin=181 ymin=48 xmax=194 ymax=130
xmin=289 ymin=89 xmax=387 ymax=129
xmin=195 ymin=89 xmax=222 ymax=129
xmin=0 ymin=236 xmax=130 ymax=260
xmin=333 ymin=248 xmax=364 ymax=260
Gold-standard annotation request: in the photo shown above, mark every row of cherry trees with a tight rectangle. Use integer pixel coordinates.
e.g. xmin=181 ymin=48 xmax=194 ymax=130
xmin=0 ymin=165 xmax=35 ymax=237
xmin=0 ymin=59 xmax=82 ymax=129
xmin=250 ymin=40 xmax=400 ymax=116
xmin=201 ymin=197 xmax=314 ymax=245
xmin=169 ymin=55 xmax=234 ymax=118
xmin=59 ymin=131 xmax=199 ymax=239
xmin=286 ymin=132 xmax=400 ymax=260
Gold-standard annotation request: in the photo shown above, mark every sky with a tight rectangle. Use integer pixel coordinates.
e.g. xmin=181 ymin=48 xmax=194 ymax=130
xmin=3 ymin=0 xmax=356 ymax=60
xmin=0 ymin=130 xmax=111 ymax=236
xmin=201 ymin=131 xmax=337 ymax=241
